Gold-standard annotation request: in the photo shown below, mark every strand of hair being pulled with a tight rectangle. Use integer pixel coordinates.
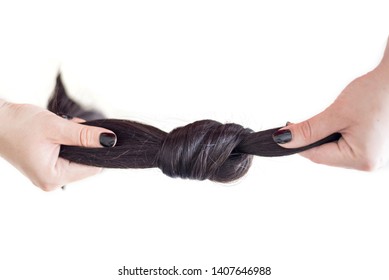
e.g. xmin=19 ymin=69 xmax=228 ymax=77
xmin=48 ymin=74 xmax=341 ymax=183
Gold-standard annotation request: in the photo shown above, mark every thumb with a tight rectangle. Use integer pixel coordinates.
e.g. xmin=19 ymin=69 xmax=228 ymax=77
xmin=272 ymin=107 xmax=343 ymax=149
xmin=53 ymin=118 xmax=117 ymax=148
xmin=272 ymin=107 xmax=355 ymax=167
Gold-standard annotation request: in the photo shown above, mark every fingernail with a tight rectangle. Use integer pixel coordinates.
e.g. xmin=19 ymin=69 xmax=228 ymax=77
xmin=100 ymin=133 xmax=117 ymax=147
xmin=272 ymin=129 xmax=292 ymax=144
xmin=286 ymin=121 xmax=292 ymax=126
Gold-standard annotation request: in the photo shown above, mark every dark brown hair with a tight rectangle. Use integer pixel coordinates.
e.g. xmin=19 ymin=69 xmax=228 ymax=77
xmin=48 ymin=74 xmax=340 ymax=183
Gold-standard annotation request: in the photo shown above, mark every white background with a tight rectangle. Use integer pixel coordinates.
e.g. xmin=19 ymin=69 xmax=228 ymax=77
xmin=0 ymin=1 xmax=388 ymax=279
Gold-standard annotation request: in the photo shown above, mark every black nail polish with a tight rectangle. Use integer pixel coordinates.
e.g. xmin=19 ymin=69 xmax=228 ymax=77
xmin=100 ymin=133 xmax=117 ymax=147
xmin=272 ymin=129 xmax=292 ymax=144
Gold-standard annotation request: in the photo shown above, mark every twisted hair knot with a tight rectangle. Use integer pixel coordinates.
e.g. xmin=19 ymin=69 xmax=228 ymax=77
xmin=157 ymin=120 xmax=253 ymax=182
xmin=52 ymin=74 xmax=342 ymax=183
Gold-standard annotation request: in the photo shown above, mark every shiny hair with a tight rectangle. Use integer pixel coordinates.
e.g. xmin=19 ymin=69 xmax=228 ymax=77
xmin=48 ymin=74 xmax=340 ymax=183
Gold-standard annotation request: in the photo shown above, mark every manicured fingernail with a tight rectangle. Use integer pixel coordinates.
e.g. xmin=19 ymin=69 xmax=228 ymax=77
xmin=60 ymin=114 xmax=73 ymax=120
xmin=272 ymin=129 xmax=292 ymax=144
xmin=100 ymin=133 xmax=117 ymax=147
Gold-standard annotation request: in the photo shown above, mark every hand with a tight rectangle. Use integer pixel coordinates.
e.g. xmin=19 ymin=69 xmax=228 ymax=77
xmin=0 ymin=101 xmax=116 ymax=191
xmin=273 ymin=38 xmax=389 ymax=171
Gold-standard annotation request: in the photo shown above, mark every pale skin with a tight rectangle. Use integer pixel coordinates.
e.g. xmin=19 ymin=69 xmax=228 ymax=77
xmin=0 ymin=101 xmax=116 ymax=191
xmin=274 ymin=37 xmax=389 ymax=170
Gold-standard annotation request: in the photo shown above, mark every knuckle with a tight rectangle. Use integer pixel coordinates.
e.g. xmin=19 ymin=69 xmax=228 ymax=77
xmin=79 ymin=126 xmax=93 ymax=147
xmin=298 ymin=121 xmax=313 ymax=141
xmin=357 ymin=156 xmax=380 ymax=172
xmin=354 ymin=144 xmax=382 ymax=171
xmin=32 ymin=179 xmax=57 ymax=192
xmin=30 ymin=170 xmax=61 ymax=192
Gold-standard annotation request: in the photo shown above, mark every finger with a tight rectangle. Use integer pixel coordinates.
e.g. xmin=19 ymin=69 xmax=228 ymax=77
xmin=273 ymin=107 xmax=345 ymax=149
xmin=53 ymin=117 xmax=117 ymax=148
xmin=34 ymin=159 xmax=103 ymax=191
xmin=55 ymin=158 xmax=103 ymax=187
xmin=299 ymin=137 xmax=358 ymax=169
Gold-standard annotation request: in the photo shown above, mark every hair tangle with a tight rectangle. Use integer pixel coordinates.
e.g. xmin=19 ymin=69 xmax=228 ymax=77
xmin=48 ymin=74 xmax=341 ymax=183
